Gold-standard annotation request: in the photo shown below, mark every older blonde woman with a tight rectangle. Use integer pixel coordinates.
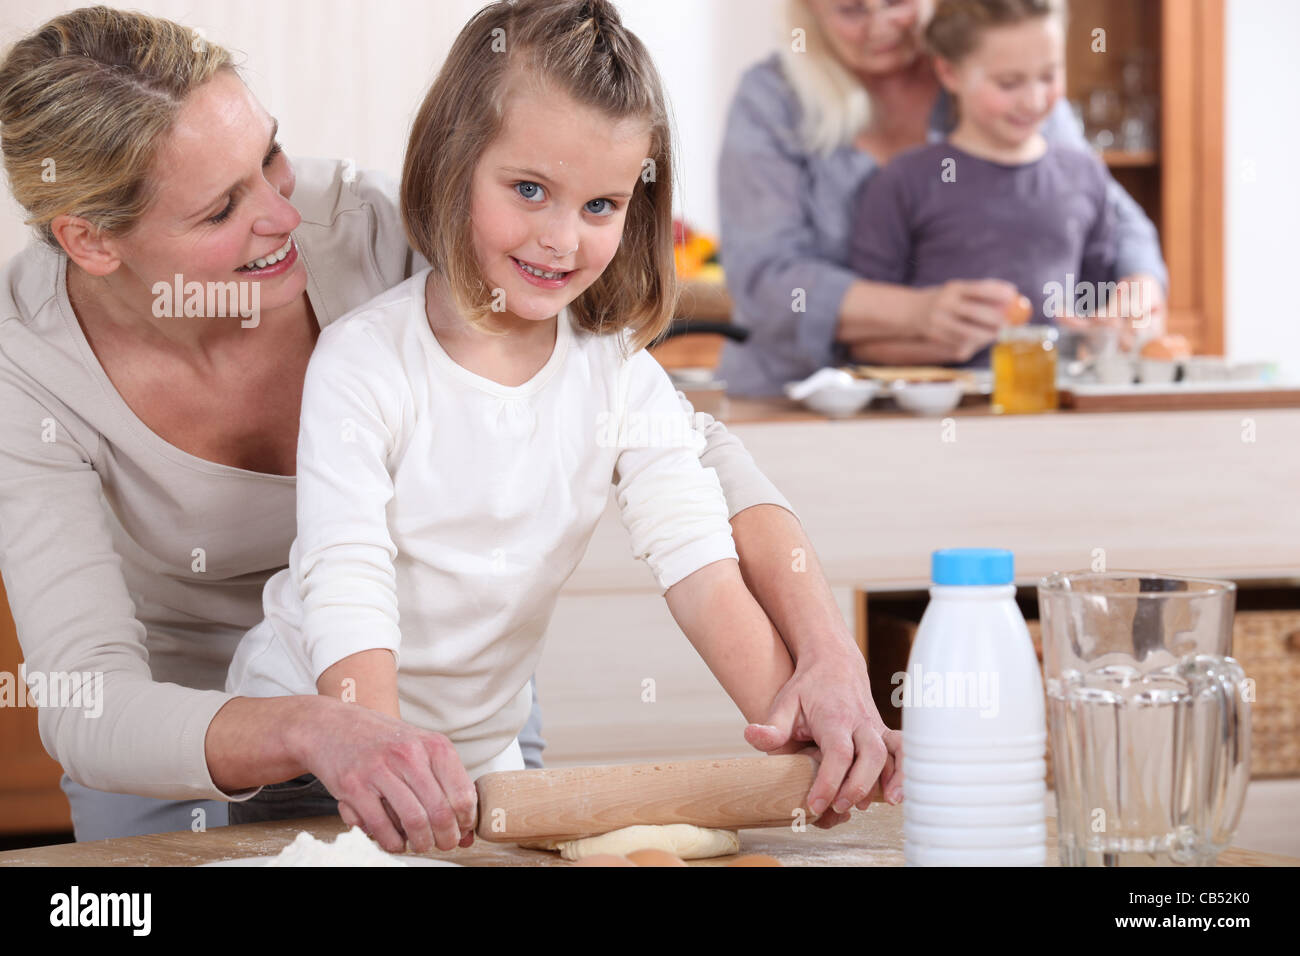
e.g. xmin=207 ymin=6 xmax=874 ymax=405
xmin=718 ymin=0 xmax=1168 ymax=395
xmin=0 ymin=5 xmax=897 ymax=846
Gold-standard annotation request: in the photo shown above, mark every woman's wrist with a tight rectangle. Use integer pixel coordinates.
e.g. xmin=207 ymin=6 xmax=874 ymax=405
xmin=206 ymin=693 xmax=338 ymax=793
xmin=836 ymin=279 xmax=930 ymax=345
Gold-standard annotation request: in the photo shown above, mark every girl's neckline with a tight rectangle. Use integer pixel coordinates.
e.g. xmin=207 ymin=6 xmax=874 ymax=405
xmin=413 ymin=268 xmax=572 ymax=399
xmin=942 ymin=137 xmax=1051 ymax=170
xmin=56 ymin=248 xmax=319 ymax=482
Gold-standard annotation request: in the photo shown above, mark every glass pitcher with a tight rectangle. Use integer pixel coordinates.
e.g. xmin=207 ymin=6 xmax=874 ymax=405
xmin=1037 ymin=572 xmax=1251 ymax=866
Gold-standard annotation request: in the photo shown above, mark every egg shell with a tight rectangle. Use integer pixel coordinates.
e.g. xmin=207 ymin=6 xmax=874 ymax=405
xmin=626 ymin=848 xmax=689 ymax=867
xmin=1005 ymin=295 xmax=1033 ymax=325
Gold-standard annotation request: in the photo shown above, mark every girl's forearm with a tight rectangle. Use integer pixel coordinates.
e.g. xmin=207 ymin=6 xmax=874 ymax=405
xmin=663 ymin=558 xmax=795 ymax=724
xmin=317 ymin=648 xmax=402 ymax=719
xmin=729 ymin=504 xmax=860 ymax=663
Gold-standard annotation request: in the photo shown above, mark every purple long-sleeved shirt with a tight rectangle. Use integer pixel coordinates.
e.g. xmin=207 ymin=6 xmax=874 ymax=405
xmin=716 ymin=53 xmax=1167 ymax=395
xmin=849 ymin=140 xmax=1116 ymax=369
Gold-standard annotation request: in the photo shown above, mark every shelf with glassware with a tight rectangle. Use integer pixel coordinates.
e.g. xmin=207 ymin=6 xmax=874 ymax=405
xmin=1066 ymin=0 xmax=1224 ymax=356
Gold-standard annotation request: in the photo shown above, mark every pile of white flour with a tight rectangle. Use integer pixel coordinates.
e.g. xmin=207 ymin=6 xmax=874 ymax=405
xmin=266 ymin=826 xmax=408 ymax=867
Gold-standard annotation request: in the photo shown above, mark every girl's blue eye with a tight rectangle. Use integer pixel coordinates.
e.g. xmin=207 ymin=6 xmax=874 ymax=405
xmin=585 ymin=198 xmax=617 ymax=216
xmin=515 ymin=181 xmax=545 ymax=202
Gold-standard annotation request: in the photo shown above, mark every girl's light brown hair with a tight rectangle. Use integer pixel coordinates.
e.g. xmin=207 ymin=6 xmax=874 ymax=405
xmin=0 ymin=5 xmax=236 ymax=251
xmin=401 ymin=0 xmax=676 ymax=352
xmin=925 ymin=0 xmax=1065 ymax=63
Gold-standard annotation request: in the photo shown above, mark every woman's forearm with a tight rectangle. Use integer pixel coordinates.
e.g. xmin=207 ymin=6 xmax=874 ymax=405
xmin=204 ymin=694 xmax=332 ymax=793
xmin=835 ymin=278 xmax=924 ymax=344
xmin=729 ymin=504 xmax=860 ymax=665
xmin=848 ymin=335 xmax=958 ymax=366
xmin=663 ymin=558 xmax=795 ymax=724
xmin=206 ymin=646 xmax=399 ymax=794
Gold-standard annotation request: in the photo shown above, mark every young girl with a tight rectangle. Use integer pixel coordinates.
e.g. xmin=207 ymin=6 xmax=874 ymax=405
xmin=225 ymin=0 xmax=796 ymax=849
xmin=850 ymin=0 xmax=1140 ymax=368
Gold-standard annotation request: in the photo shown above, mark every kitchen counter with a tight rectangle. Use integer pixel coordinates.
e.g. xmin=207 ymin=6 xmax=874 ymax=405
xmin=1 ymin=805 xmax=1294 ymax=866
xmin=563 ymin=398 xmax=1300 ymax=592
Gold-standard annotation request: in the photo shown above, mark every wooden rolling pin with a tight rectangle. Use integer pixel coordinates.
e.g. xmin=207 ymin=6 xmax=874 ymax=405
xmin=474 ymin=754 xmax=819 ymax=842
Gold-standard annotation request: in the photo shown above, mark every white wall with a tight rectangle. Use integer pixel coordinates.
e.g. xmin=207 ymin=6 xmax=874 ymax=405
xmin=0 ymin=0 xmax=782 ymax=263
xmin=1225 ymin=0 xmax=1300 ymax=377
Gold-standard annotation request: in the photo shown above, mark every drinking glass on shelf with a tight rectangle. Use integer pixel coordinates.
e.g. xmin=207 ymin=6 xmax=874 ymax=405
xmin=1085 ymin=87 xmax=1122 ymax=152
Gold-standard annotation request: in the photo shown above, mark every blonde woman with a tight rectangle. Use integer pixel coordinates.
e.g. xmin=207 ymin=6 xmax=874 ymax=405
xmin=0 ymin=4 xmax=897 ymax=844
xmin=717 ymin=0 xmax=1167 ymax=395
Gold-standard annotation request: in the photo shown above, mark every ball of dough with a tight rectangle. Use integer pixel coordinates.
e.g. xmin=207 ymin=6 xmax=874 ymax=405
xmin=520 ymin=824 xmax=740 ymax=861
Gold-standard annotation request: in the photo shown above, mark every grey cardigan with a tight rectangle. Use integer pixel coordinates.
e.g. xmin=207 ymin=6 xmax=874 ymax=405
xmin=716 ymin=53 xmax=1169 ymax=396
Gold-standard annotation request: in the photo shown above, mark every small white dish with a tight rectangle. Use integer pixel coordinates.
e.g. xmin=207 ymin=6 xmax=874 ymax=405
xmin=1093 ymin=354 xmax=1136 ymax=385
xmin=1137 ymin=358 xmax=1178 ymax=384
xmin=1182 ymin=356 xmax=1229 ymax=382
xmin=891 ymin=380 xmax=963 ymax=416
xmin=1228 ymin=360 xmax=1272 ymax=383
xmin=784 ymin=368 xmax=878 ymax=417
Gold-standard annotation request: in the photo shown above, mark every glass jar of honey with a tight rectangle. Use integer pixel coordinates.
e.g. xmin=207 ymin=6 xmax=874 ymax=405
xmin=991 ymin=325 xmax=1059 ymax=414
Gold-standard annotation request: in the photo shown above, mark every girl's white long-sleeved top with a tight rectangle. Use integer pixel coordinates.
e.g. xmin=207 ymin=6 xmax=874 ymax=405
xmin=226 ymin=268 xmax=739 ymax=779
xmin=0 ymin=157 xmax=793 ymax=802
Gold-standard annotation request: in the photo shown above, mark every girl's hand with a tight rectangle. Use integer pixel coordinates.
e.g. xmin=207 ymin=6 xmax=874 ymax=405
xmin=1058 ymin=274 xmax=1166 ymax=351
xmin=913 ymin=279 xmax=1018 ymax=363
xmin=293 ymin=698 xmax=477 ymax=854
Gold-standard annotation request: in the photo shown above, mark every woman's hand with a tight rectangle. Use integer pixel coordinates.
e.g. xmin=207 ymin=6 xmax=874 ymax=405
xmin=911 ymin=279 xmax=1018 ymax=363
xmin=745 ymin=643 xmax=903 ymax=829
xmin=290 ymin=698 xmax=478 ymax=854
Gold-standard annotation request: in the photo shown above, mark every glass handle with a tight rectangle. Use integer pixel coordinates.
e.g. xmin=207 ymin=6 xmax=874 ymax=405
xmin=1207 ymin=657 xmax=1252 ymax=852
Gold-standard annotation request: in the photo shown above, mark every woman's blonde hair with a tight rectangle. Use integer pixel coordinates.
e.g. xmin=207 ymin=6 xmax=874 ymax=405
xmin=779 ymin=0 xmax=873 ymax=156
xmin=0 ymin=5 xmax=236 ymax=251
xmin=401 ymin=0 xmax=677 ymax=352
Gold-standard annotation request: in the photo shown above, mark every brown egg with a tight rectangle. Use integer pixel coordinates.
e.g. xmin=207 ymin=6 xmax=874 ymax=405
xmin=1005 ymin=295 xmax=1033 ymax=326
xmin=572 ymin=854 xmax=637 ymax=867
xmin=726 ymin=854 xmax=783 ymax=867
xmin=626 ymin=848 xmax=688 ymax=867
xmin=1139 ymin=333 xmax=1192 ymax=360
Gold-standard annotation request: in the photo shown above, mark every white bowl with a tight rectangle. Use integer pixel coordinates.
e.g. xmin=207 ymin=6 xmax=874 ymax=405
xmin=801 ymin=381 xmax=879 ymax=417
xmin=1138 ymin=358 xmax=1178 ymax=384
xmin=784 ymin=369 xmax=879 ymax=417
xmin=1182 ymin=356 xmax=1229 ymax=382
xmin=891 ymin=380 xmax=963 ymax=416
xmin=1093 ymin=354 xmax=1137 ymax=385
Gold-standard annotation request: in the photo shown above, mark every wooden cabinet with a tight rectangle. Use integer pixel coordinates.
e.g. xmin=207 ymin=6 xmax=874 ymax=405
xmin=1067 ymin=0 xmax=1225 ymax=353
xmin=0 ymin=579 xmax=72 ymax=835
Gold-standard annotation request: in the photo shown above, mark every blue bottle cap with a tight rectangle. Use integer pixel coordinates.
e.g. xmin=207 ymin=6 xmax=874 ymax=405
xmin=931 ymin=548 xmax=1015 ymax=586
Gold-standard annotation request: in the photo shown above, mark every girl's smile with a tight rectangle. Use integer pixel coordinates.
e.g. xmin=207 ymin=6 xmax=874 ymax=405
xmin=509 ymin=254 xmax=575 ymax=288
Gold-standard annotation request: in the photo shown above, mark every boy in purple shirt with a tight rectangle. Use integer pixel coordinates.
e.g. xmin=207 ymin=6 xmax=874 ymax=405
xmin=850 ymin=0 xmax=1123 ymax=369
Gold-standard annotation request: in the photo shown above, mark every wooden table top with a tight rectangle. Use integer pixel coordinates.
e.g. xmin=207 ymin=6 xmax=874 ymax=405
xmin=2 ymin=806 xmax=1294 ymax=867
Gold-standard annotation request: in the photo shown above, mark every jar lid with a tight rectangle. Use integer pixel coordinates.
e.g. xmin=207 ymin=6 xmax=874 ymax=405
xmin=1000 ymin=324 xmax=1059 ymax=343
xmin=932 ymin=548 xmax=1015 ymax=585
